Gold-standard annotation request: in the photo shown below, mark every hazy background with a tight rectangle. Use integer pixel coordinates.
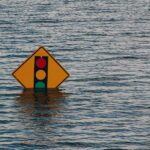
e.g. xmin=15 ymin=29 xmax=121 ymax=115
xmin=0 ymin=0 xmax=150 ymax=149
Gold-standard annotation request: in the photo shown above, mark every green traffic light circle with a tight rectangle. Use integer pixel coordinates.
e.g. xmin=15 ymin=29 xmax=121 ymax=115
xmin=35 ymin=81 xmax=46 ymax=88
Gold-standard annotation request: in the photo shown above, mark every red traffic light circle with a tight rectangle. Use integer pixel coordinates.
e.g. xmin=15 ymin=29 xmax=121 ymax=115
xmin=36 ymin=57 xmax=47 ymax=69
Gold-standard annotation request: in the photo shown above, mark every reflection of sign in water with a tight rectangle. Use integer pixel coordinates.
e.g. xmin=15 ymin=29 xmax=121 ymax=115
xmin=12 ymin=47 xmax=69 ymax=89
xmin=16 ymin=89 xmax=65 ymax=118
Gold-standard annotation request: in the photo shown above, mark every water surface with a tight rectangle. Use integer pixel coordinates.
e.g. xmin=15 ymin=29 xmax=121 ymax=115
xmin=0 ymin=0 xmax=150 ymax=149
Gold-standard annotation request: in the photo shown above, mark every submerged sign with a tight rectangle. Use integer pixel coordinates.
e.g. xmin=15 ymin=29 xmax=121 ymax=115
xmin=12 ymin=47 xmax=69 ymax=89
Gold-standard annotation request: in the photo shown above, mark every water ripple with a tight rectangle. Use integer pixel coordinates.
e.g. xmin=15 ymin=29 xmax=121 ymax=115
xmin=0 ymin=0 xmax=150 ymax=149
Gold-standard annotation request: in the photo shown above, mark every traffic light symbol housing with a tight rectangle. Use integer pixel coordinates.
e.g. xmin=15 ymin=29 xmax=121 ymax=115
xmin=34 ymin=56 xmax=48 ymax=89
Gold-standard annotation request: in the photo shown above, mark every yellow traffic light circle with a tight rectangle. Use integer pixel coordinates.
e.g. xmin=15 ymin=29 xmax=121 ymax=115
xmin=36 ymin=70 xmax=46 ymax=80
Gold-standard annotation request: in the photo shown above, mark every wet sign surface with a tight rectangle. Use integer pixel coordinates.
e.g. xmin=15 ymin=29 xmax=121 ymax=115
xmin=12 ymin=47 xmax=69 ymax=89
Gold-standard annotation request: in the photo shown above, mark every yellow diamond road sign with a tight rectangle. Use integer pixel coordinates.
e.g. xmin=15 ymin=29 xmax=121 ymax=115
xmin=12 ymin=47 xmax=69 ymax=89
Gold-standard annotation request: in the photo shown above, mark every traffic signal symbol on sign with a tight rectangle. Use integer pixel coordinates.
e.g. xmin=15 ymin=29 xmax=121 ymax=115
xmin=34 ymin=56 xmax=48 ymax=89
xmin=12 ymin=47 xmax=69 ymax=89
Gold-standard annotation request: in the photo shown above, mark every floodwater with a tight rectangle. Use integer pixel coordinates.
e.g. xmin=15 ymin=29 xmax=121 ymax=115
xmin=0 ymin=0 xmax=150 ymax=149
